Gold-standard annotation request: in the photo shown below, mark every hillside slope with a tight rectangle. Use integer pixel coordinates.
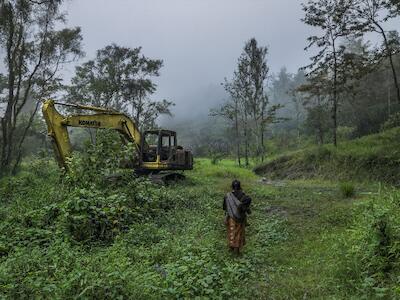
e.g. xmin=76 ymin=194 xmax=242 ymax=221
xmin=255 ymin=128 xmax=400 ymax=183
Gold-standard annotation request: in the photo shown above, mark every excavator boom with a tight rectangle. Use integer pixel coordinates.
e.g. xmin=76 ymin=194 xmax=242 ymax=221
xmin=42 ymin=100 xmax=142 ymax=169
xmin=42 ymin=99 xmax=193 ymax=174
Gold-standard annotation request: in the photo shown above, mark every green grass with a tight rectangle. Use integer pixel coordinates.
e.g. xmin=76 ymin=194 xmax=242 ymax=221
xmin=339 ymin=181 xmax=356 ymax=198
xmin=255 ymin=127 xmax=400 ymax=183
xmin=1 ymin=157 xmax=399 ymax=298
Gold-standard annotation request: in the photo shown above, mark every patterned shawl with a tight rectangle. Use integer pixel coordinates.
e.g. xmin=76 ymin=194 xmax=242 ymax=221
xmin=225 ymin=192 xmax=243 ymax=221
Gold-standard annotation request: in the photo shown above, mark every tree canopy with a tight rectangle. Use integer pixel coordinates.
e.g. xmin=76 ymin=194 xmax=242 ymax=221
xmin=67 ymin=44 xmax=173 ymax=130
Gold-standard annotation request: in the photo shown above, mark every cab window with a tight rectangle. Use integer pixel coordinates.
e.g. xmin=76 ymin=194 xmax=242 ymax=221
xmin=145 ymin=132 xmax=158 ymax=146
xmin=162 ymin=135 xmax=170 ymax=147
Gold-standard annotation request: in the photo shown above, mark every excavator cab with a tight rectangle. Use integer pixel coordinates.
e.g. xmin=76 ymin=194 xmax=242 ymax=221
xmin=140 ymin=129 xmax=192 ymax=172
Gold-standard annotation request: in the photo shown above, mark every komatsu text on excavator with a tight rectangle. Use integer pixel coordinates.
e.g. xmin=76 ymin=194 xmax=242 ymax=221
xmin=42 ymin=100 xmax=193 ymax=181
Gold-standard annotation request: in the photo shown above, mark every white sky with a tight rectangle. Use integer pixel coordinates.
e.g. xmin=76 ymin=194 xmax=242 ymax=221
xmin=1 ymin=0 xmax=398 ymax=118
xmin=62 ymin=0 xmax=314 ymax=116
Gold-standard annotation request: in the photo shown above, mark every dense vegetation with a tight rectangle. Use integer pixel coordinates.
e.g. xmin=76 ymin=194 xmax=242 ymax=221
xmin=2 ymin=150 xmax=400 ymax=298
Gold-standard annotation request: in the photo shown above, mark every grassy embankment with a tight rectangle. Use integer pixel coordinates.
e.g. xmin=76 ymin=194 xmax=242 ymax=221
xmin=0 ymin=154 xmax=399 ymax=298
xmin=255 ymin=127 xmax=400 ymax=184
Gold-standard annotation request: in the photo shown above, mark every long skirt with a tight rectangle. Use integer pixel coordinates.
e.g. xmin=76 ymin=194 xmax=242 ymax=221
xmin=226 ymin=217 xmax=245 ymax=250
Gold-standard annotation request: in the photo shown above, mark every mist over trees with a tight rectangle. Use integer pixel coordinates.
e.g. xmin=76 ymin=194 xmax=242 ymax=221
xmin=299 ymin=0 xmax=400 ymax=146
xmin=195 ymin=0 xmax=400 ymax=160
xmin=0 ymin=0 xmax=400 ymax=175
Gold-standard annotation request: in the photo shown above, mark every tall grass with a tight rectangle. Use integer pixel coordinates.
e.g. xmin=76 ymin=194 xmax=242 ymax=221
xmin=339 ymin=182 xmax=356 ymax=198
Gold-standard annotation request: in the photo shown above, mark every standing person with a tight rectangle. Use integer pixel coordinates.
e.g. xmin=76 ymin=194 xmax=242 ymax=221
xmin=223 ymin=180 xmax=252 ymax=254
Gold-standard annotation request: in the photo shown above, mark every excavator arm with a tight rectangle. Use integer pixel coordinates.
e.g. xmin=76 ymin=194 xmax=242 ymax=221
xmin=42 ymin=99 xmax=142 ymax=169
xmin=43 ymin=99 xmax=193 ymax=176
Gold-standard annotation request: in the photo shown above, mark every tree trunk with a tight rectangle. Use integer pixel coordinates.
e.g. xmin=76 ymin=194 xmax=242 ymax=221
xmin=332 ymin=97 xmax=338 ymax=147
xmin=12 ymin=102 xmax=41 ymax=174
xmin=317 ymin=116 xmax=324 ymax=145
xmin=317 ymin=95 xmax=324 ymax=145
xmin=260 ymin=102 xmax=266 ymax=162
xmin=260 ymin=123 xmax=266 ymax=163
xmin=243 ymin=112 xmax=249 ymax=167
xmin=1 ymin=16 xmax=16 ymax=173
xmin=376 ymin=22 xmax=400 ymax=104
xmin=332 ymin=38 xmax=338 ymax=147
xmin=318 ymin=127 xmax=324 ymax=145
xmin=234 ymin=99 xmax=241 ymax=166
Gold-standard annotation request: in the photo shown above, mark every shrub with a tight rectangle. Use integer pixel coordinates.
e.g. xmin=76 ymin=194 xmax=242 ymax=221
xmin=65 ymin=129 xmax=136 ymax=187
xmin=381 ymin=112 xmax=400 ymax=131
xmin=27 ymin=157 xmax=59 ymax=179
xmin=316 ymin=146 xmax=331 ymax=161
xmin=61 ymin=177 xmax=181 ymax=244
xmin=333 ymin=189 xmax=400 ymax=297
xmin=210 ymin=153 xmax=224 ymax=165
xmin=339 ymin=182 xmax=356 ymax=198
xmin=0 ymin=177 xmax=20 ymax=204
xmin=337 ymin=126 xmax=356 ymax=141
xmin=61 ymin=188 xmax=135 ymax=243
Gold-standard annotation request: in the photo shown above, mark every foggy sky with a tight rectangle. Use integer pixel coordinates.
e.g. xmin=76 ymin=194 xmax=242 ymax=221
xmin=63 ymin=0 xmax=313 ymax=118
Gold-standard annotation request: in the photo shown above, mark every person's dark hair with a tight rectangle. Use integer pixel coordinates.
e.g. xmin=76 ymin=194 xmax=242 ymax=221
xmin=232 ymin=179 xmax=241 ymax=191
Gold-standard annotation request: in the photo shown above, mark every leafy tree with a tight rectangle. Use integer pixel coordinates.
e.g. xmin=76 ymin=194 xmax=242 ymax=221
xmin=270 ymin=68 xmax=292 ymax=128
xmin=390 ymin=0 xmax=400 ymax=7
xmin=241 ymin=39 xmax=269 ymax=161
xmin=353 ymin=0 xmax=400 ymax=103
xmin=302 ymin=0 xmax=355 ymax=146
xmin=336 ymin=38 xmax=377 ymax=133
xmin=298 ymin=71 xmax=332 ymax=144
xmin=268 ymin=69 xmax=307 ymax=149
xmin=212 ymin=38 xmax=280 ymax=164
xmin=0 ymin=0 xmax=83 ymax=176
xmin=67 ymin=44 xmax=173 ymax=130
xmin=288 ymin=70 xmax=307 ymax=139
xmin=210 ymin=90 xmax=242 ymax=166
xmin=236 ymin=39 xmax=282 ymax=163
xmin=298 ymin=37 xmax=372 ymax=144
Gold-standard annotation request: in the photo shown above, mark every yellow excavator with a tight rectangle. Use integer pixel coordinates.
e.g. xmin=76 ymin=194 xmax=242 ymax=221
xmin=42 ymin=99 xmax=193 ymax=182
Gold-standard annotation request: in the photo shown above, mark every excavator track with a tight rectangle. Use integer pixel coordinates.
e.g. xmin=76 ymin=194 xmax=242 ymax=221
xmin=148 ymin=172 xmax=186 ymax=185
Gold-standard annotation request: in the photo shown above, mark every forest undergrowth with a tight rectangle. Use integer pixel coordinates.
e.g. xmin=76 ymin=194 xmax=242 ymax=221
xmin=1 ymin=149 xmax=400 ymax=298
